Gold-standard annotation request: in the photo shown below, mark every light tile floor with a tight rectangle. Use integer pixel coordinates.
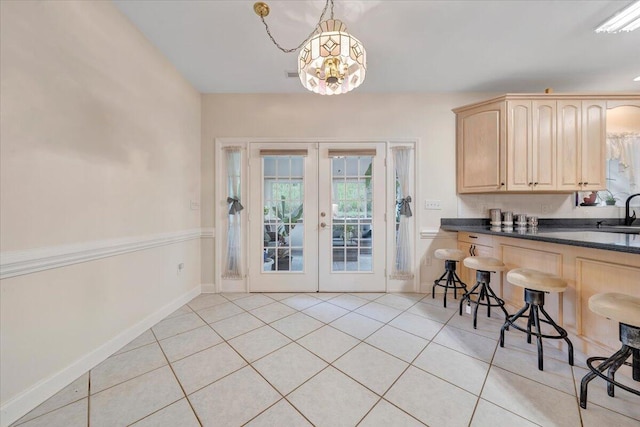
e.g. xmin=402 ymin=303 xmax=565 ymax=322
xmin=12 ymin=292 xmax=640 ymax=427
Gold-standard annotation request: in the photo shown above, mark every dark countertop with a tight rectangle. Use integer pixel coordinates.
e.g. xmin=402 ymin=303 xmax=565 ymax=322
xmin=440 ymin=218 xmax=640 ymax=255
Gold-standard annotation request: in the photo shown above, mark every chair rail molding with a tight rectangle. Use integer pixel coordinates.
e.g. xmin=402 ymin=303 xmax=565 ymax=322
xmin=1 ymin=229 xmax=207 ymax=279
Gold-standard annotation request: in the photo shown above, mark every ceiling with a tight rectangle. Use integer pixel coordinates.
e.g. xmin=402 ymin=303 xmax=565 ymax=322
xmin=113 ymin=0 xmax=640 ymax=94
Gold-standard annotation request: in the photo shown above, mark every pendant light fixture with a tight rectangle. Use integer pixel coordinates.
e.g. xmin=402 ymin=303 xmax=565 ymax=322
xmin=253 ymin=0 xmax=366 ymax=95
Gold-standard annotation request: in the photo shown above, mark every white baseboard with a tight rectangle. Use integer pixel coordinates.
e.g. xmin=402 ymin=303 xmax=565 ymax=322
xmin=201 ymin=283 xmax=216 ymax=293
xmin=0 ymin=285 xmax=201 ymax=427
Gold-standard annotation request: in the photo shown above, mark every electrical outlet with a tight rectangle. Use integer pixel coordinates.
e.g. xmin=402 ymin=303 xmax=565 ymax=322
xmin=177 ymin=263 xmax=185 ymax=275
xmin=190 ymin=200 xmax=200 ymax=210
xmin=423 ymin=256 xmax=432 ymax=266
xmin=541 ymin=204 xmax=552 ymax=214
xmin=424 ymin=200 xmax=442 ymax=210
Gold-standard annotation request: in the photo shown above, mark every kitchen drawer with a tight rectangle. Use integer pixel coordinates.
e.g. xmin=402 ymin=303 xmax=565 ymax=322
xmin=458 ymin=232 xmax=493 ymax=247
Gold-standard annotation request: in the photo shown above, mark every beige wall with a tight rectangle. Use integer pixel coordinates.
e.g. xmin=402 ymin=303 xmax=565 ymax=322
xmin=0 ymin=0 xmax=201 ymax=417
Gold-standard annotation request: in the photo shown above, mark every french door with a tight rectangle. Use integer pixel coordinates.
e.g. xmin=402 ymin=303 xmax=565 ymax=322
xmin=248 ymin=142 xmax=386 ymax=292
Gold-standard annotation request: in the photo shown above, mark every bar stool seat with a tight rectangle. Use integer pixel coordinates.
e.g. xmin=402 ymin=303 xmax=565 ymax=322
xmin=432 ymin=249 xmax=467 ymax=308
xmin=499 ymin=268 xmax=573 ymax=371
xmin=463 ymin=256 xmax=506 ymax=272
xmin=459 ymin=257 xmax=508 ymax=329
xmin=580 ymin=292 xmax=640 ymax=409
xmin=435 ymin=249 xmax=466 ymax=262
xmin=589 ymin=293 xmax=640 ymax=327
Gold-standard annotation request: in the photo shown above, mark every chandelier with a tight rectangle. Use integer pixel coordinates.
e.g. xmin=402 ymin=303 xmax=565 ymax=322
xmin=253 ymin=0 xmax=367 ymax=95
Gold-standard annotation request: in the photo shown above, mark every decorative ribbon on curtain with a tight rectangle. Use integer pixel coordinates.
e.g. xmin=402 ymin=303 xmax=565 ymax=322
xmin=392 ymin=147 xmax=414 ymax=279
xmin=226 ymin=197 xmax=244 ymax=215
xmin=398 ymin=196 xmax=413 ymax=217
xmin=223 ymin=147 xmax=243 ymax=279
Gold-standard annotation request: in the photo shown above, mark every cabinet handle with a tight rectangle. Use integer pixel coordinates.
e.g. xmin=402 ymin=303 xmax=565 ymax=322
xmin=528 ymin=182 xmax=533 ymax=186
xmin=583 ymin=182 xmax=589 ymax=185
xmin=468 ymin=246 xmax=473 ymax=256
xmin=469 ymin=235 xmax=478 ymax=239
xmin=578 ymin=182 xmax=583 ymax=186
xmin=500 ymin=182 xmax=505 ymax=186
xmin=534 ymin=182 xmax=539 ymax=185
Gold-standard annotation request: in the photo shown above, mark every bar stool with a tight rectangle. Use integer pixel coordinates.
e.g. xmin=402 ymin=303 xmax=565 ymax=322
xmin=580 ymin=293 xmax=640 ymax=409
xmin=459 ymin=256 xmax=509 ymax=329
xmin=499 ymin=268 xmax=573 ymax=371
xmin=432 ymin=249 xmax=467 ymax=308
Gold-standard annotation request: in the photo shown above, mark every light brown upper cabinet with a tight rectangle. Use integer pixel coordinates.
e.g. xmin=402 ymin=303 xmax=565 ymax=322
xmin=456 ymin=100 xmax=506 ymax=193
xmin=454 ymin=94 xmax=636 ymax=194
xmin=556 ymin=100 xmax=608 ymax=191
xmin=507 ymin=100 xmax=556 ymax=191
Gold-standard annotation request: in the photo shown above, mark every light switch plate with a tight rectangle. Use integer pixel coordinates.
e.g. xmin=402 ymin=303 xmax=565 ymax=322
xmin=424 ymin=200 xmax=442 ymax=210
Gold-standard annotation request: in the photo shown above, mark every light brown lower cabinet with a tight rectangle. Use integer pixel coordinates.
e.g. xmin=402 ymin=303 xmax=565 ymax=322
xmin=457 ymin=232 xmax=640 ymax=354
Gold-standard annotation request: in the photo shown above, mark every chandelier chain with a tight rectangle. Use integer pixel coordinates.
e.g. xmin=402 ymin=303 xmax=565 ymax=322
xmin=259 ymin=0 xmax=334 ymax=53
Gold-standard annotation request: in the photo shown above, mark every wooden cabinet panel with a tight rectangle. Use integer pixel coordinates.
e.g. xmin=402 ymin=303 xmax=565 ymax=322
xmin=556 ymin=100 xmax=581 ymax=190
xmin=576 ymin=258 xmax=640 ymax=350
xmin=507 ymin=101 xmax=532 ymax=191
xmin=456 ymin=102 xmax=506 ymax=193
xmin=581 ymin=101 xmax=606 ymax=191
xmin=532 ymin=100 xmax=556 ymax=190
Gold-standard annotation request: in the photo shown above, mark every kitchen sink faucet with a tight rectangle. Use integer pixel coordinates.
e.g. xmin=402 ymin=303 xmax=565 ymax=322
xmin=624 ymin=193 xmax=640 ymax=226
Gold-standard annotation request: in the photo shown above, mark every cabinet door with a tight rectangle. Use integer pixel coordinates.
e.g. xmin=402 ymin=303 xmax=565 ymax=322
xmin=556 ymin=100 xmax=581 ymax=190
xmin=532 ymin=100 xmax=556 ymax=190
xmin=506 ymin=101 xmax=533 ymax=191
xmin=581 ymin=101 xmax=606 ymax=191
xmin=457 ymin=102 xmax=506 ymax=193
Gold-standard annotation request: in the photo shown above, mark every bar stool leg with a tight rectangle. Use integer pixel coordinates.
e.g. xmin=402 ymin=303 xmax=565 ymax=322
xmin=484 ymin=283 xmax=510 ymax=319
xmin=580 ymin=346 xmax=631 ymax=409
xmin=633 ymin=348 xmax=640 ymax=381
xmin=432 ymin=270 xmax=447 ymax=300
xmin=607 ymin=347 xmax=632 ymax=397
xmin=433 ymin=260 xmax=467 ymax=308
xmin=499 ymin=303 xmax=529 ymax=347
xmin=531 ymin=305 xmax=544 ymax=370
xmin=539 ymin=305 xmax=574 ymax=366
xmin=459 ymin=281 xmax=481 ymax=316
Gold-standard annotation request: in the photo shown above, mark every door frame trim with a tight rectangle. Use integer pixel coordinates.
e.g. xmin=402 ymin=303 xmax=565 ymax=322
xmin=213 ymin=137 xmax=419 ymax=293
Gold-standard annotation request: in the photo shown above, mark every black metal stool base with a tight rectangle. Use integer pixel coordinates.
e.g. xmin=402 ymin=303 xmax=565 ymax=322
xmin=499 ymin=288 xmax=573 ymax=371
xmin=432 ymin=260 xmax=467 ymax=308
xmin=459 ymin=270 xmax=508 ymax=329
xmin=580 ymin=322 xmax=640 ymax=409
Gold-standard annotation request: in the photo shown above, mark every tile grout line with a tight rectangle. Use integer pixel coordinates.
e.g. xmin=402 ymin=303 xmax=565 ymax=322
xmin=147 ymin=326 xmax=204 ymax=427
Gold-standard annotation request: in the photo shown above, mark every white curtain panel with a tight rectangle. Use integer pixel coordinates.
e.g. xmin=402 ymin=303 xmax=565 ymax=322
xmin=223 ymin=148 xmax=243 ymax=279
xmin=606 ymin=132 xmax=640 ymax=193
xmin=392 ymin=147 xmax=413 ymax=278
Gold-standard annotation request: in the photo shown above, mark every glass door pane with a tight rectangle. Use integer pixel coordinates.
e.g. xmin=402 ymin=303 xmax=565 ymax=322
xmin=262 ymin=156 xmax=304 ymax=272
xmin=331 ymin=155 xmax=373 ymax=272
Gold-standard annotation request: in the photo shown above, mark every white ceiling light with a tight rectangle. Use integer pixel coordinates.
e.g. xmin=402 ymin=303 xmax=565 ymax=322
xmin=595 ymin=0 xmax=640 ymax=33
xmin=634 ymin=76 xmax=640 ymax=81
xmin=253 ymin=0 xmax=366 ymax=95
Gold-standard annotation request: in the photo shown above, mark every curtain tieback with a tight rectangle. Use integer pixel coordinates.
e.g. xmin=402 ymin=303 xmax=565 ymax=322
xmin=398 ymin=196 xmax=412 ymax=217
xmin=227 ymin=197 xmax=244 ymax=215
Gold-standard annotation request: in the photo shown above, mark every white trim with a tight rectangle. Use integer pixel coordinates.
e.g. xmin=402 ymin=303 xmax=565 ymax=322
xmin=420 ymin=228 xmax=457 ymax=239
xmin=201 ymin=228 xmax=215 ymax=238
xmin=0 ymin=285 xmax=201 ymax=427
xmin=0 ymin=229 xmax=203 ymax=279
